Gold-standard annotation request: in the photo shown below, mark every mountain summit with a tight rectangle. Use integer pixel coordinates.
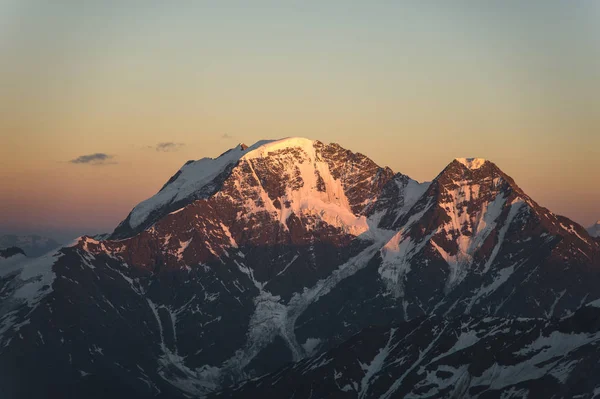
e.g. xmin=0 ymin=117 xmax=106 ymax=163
xmin=1 ymin=138 xmax=599 ymax=399
xmin=111 ymin=137 xmax=424 ymax=241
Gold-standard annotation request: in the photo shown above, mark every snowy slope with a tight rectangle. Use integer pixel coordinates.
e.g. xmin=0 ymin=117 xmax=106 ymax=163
xmin=115 ymin=143 xmax=261 ymax=234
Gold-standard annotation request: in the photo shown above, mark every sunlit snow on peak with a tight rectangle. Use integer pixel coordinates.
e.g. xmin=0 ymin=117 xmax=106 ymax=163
xmin=455 ymin=158 xmax=487 ymax=170
xmin=241 ymin=137 xmax=316 ymax=160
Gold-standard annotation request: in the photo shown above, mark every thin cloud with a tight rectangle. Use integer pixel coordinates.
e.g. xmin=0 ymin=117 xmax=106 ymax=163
xmin=69 ymin=153 xmax=116 ymax=165
xmin=156 ymin=142 xmax=185 ymax=152
xmin=221 ymin=133 xmax=233 ymax=139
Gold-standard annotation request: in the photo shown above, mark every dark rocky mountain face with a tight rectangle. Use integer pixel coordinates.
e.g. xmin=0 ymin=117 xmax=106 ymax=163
xmin=219 ymin=302 xmax=600 ymax=399
xmin=0 ymin=140 xmax=598 ymax=398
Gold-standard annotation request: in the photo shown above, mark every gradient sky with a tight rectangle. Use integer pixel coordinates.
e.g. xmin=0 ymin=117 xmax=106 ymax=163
xmin=1 ymin=1 xmax=599 ymax=242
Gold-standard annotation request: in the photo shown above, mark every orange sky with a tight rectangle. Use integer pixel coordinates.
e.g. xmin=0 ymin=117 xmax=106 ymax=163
xmin=0 ymin=2 xmax=599 ymax=240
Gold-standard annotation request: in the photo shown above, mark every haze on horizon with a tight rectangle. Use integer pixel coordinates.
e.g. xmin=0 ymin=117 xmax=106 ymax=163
xmin=0 ymin=1 xmax=599 ymax=242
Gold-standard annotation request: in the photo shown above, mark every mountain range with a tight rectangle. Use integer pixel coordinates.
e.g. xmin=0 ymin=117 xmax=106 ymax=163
xmin=0 ymin=138 xmax=598 ymax=399
xmin=588 ymin=221 xmax=600 ymax=238
xmin=0 ymin=234 xmax=61 ymax=258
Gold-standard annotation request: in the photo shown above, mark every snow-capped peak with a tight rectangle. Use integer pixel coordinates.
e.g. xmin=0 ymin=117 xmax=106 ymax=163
xmin=113 ymin=137 xmax=377 ymax=238
xmin=120 ymin=139 xmax=316 ymax=231
xmin=455 ymin=158 xmax=487 ymax=170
